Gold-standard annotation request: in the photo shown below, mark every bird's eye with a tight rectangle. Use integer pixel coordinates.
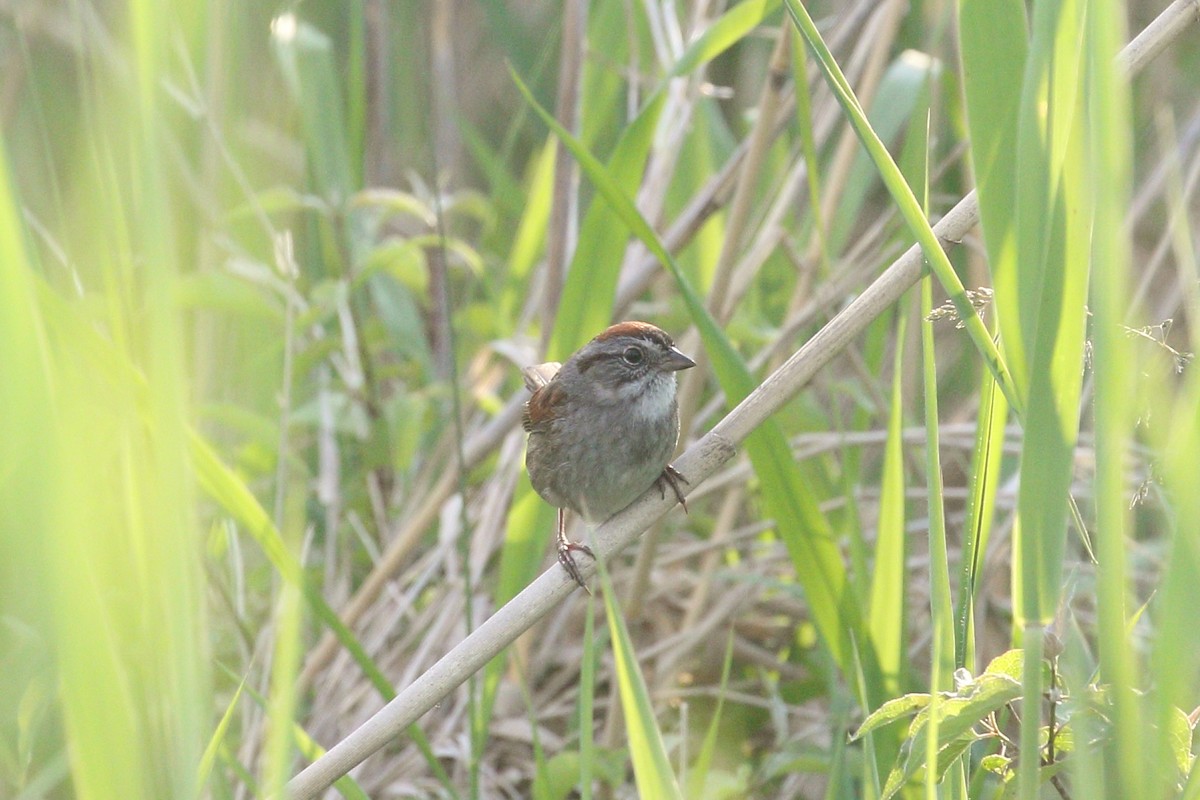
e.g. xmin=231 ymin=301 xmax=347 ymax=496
xmin=622 ymin=346 xmax=644 ymax=365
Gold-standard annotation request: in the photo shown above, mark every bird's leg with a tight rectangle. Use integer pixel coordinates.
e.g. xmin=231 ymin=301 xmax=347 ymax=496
xmin=655 ymin=464 xmax=690 ymax=513
xmin=556 ymin=507 xmax=594 ymax=593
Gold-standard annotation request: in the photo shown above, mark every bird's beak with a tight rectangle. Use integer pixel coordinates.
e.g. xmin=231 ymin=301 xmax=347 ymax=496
xmin=664 ymin=347 xmax=697 ymax=372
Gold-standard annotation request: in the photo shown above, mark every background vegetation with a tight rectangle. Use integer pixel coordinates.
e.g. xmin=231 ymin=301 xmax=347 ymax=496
xmin=1 ymin=0 xmax=1199 ymax=798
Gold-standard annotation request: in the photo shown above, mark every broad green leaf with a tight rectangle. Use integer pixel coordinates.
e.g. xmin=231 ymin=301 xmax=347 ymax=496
xmin=999 ymin=5 xmax=1093 ymax=792
xmin=982 ymin=649 xmax=1024 ymax=683
xmin=1168 ymin=706 xmax=1195 ymax=778
xmin=882 ymin=672 xmax=1022 ymax=799
xmin=957 ymin=0 xmax=1028 ymax=335
xmin=852 ymin=694 xmax=932 ymax=742
xmin=1008 ymin=0 xmax=1092 ymax=627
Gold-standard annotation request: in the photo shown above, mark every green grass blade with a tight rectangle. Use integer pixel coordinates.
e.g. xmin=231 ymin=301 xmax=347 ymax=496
xmin=664 ymin=0 xmax=782 ymax=81
xmin=271 ymin=16 xmax=354 ymax=203
xmin=1005 ymin=5 xmax=1092 ymax=793
xmin=193 ymin=427 xmax=465 ymax=791
xmin=598 ymin=562 xmax=683 ymax=800
xmin=954 ymin=352 xmax=1007 ymax=671
xmin=459 ymin=115 xmax=528 ymax=221
xmin=225 ymin=664 xmax=372 ymax=800
xmin=921 ymin=273 xmax=958 ymax=796
xmin=685 ymin=632 xmax=736 ymax=798
xmin=262 ymin=564 xmax=304 ymax=794
xmin=790 ymin=29 xmax=830 ymax=276
xmin=869 ymin=306 xmax=909 ymax=700
xmin=5 ymin=5 xmax=212 ymax=790
xmin=196 ymin=674 xmax=247 ymax=796
xmin=829 ymin=56 xmax=941 ymax=254
xmin=580 ymin=594 xmax=597 ymax=800
xmin=502 ymin=137 xmax=557 ymax=319
xmin=1085 ymin=0 xmax=1142 ymax=795
xmin=1009 ymin=0 xmax=1091 ymax=628
xmin=957 ymin=0 xmax=1027 ymax=367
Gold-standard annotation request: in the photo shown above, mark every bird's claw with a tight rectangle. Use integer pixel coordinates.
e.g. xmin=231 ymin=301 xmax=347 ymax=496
xmin=656 ymin=464 xmax=690 ymax=513
xmin=558 ymin=540 xmax=595 ymax=594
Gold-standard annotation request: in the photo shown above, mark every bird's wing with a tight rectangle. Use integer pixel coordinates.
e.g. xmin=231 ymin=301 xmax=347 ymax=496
xmin=521 ymin=361 xmax=562 ymax=392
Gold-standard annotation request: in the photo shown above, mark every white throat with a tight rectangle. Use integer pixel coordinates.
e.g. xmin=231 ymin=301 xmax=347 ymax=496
xmin=624 ymin=373 xmax=676 ymax=420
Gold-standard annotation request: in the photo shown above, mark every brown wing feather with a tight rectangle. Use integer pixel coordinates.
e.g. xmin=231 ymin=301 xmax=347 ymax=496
xmin=522 ymin=361 xmax=565 ymax=433
xmin=522 ymin=381 xmax=565 ymax=432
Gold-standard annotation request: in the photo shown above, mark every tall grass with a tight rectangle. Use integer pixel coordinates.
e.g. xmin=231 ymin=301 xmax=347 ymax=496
xmin=1 ymin=1 xmax=1199 ymax=799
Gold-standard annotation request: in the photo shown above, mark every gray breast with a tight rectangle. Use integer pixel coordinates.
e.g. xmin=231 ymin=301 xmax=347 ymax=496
xmin=526 ymin=395 xmax=678 ymax=525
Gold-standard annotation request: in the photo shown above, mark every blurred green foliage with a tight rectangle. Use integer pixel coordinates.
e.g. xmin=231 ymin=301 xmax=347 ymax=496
xmin=1 ymin=1 xmax=1199 ymax=798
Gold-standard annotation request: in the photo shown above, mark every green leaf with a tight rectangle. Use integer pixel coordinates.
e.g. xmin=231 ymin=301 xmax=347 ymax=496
xmin=360 ymin=239 xmax=429 ymax=295
xmin=271 ymin=17 xmax=354 ymax=202
xmin=664 ymin=0 xmax=782 ymax=81
xmin=868 ymin=306 xmax=909 ymax=699
xmin=852 ymin=694 xmax=932 ymax=742
xmin=982 ymin=649 xmax=1024 ymax=683
xmin=599 ymin=563 xmax=683 ymax=800
xmin=830 ymin=54 xmax=942 ymax=253
xmin=351 ymin=188 xmax=435 ymax=226
xmin=980 ymin=754 xmax=1013 ymax=778
xmin=1007 ymin=0 xmax=1092 ymax=626
xmin=195 ymin=674 xmax=247 ymax=795
xmin=954 ymin=358 xmax=1008 ymax=668
xmin=1169 ymin=706 xmax=1195 ymax=778
xmin=502 ymin=137 xmax=557 ymax=320
xmin=686 ymin=633 xmax=737 ymax=798
xmin=880 ymin=672 xmax=1021 ymax=799
xmin=957 ymin=0 xmax=1028 ymax=321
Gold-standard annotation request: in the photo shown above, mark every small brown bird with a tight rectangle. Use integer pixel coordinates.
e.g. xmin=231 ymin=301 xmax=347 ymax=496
xmin=522 ymin=321 xmax=696 ymax=589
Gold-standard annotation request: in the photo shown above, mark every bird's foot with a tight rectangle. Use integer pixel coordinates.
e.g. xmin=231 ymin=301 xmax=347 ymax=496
xmin=656 ymin=464 xmax=689 ymax=513
xmin=557 ymin=538 xmax=595 ymax=593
